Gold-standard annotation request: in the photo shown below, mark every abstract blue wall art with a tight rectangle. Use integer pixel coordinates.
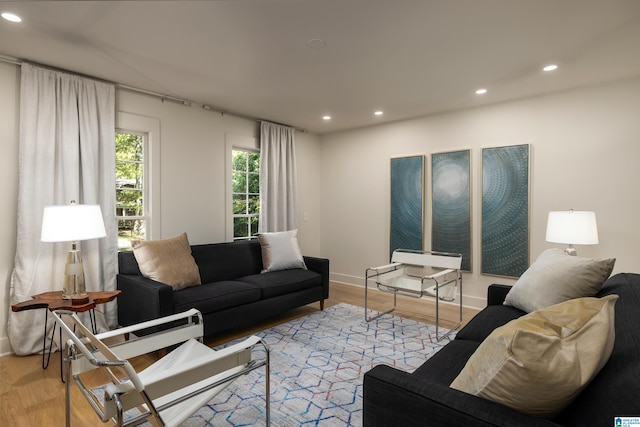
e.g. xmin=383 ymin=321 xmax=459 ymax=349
xmin=390 ymin=155 xmax=425 ymax=260
xmin=432 ymin=149 xmax=472 ymax=271
xmin=481 ymin=144 xmax=530 ymax=277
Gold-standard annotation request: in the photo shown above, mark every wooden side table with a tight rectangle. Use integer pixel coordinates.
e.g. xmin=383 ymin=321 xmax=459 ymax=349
xmin=12 ymin=290 xmax=120 ymax=381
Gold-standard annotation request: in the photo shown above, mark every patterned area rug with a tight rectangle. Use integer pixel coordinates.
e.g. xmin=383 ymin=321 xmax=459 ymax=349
xmin=180 ymin=303 xmax=454 ymax=426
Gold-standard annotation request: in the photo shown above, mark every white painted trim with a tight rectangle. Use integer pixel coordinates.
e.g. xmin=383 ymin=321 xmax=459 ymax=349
xmin=0 ymin=336 xmax=13 ymax=357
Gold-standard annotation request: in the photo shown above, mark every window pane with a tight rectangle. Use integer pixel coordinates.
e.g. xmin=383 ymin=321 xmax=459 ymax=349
xmin=116 ymin=134 xmax=143 ymax=162
xmin=248 ymin=195 xmax=260 ymax=215
xmin=232 ymin=172 xmax=246 ymax=193
xmin=118 ymin=219 xmax=145 ymax=250
xmin=250 ymin=216 xmax=259 ymax=236
xmin=116 ymin=189 xmax=144 ymax=216
xmin=116 ymin=163 xmax=143 ymax=190
xmin=232 ymin=151 xmax=247 ymax=171
xmin=248 ymin=172 xmax=260 ymax=194
xmin=248 ymin=152 xmax=260 ymax=172
xmin=234 ymin=217 xmax=249 ymax=239
xmin=233 ymin=194 xmax=247 ymax=215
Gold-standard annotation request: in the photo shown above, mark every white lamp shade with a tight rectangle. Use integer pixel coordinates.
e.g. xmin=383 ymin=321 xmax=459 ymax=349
xmin=41 ymin=204 xmax=107 ymax=242
xmin=545 ymin=211 xmax=599 ymax=245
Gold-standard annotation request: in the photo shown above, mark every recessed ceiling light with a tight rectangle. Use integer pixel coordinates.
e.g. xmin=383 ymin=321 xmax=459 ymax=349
xmin=308 ymin=39 xmax=326 ymax=49
xmin=543 ymin=64 xmax=558 ymax=72
xmin=475 ymin=88 xmax=488 ymax=95
xmin=322 ymin=115 xmax=331 ymax=121
xmin=374 ymin=111 xmax=383 ymax=116
xmin=1 ymin=12 xmax=22 ymax=22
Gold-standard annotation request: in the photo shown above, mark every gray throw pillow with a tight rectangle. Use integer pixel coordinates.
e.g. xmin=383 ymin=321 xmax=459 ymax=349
xmin=503 ymin=248 xmax=615 ymax=313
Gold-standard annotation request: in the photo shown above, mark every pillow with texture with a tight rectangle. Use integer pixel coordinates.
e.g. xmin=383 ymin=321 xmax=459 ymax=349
xmin=258 ymin=229 xmax=307 ymax=273
xmin=450 ymin=295 xmax=618 ymax=418
xmin=504 ymin=248 xmax=615 ymax=313
xmin=131 ymin=232 xmax=201 ymax=290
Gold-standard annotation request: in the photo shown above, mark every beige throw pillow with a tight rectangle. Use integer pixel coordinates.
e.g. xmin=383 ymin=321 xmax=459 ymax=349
xmin=450 ymin=295 xmax=618 ymax=418
xmin=504 ymin=248 xmax=615 ymax=312
xmin=257 ymin=229 xmax=307 ymax=273
xmin=131 ymin=232 xmax=201 ymax=290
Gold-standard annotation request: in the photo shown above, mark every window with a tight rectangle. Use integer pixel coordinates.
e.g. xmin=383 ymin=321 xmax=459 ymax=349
xmin=232 ymin=149 xmax=260 ymax=240
xmin=116 ymin=131 xmax=147 ymax=250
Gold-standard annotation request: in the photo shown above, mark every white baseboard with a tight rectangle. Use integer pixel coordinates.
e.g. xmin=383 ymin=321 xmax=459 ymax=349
xmin=0 ymin=336 xmax=13 ymax=357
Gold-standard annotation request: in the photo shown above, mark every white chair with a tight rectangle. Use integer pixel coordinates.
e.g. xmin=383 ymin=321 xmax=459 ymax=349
xmin=51 ymin=308 xmax=270 ymax=427
xmin=365 ymin=249 xmax=463 ymax=340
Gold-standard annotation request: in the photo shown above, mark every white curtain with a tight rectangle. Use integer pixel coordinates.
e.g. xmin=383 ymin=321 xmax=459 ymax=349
xmin=8 ymin=63 xmax=117 ymax=355
xmin=259 ymin=121 xmax=299 ymax=232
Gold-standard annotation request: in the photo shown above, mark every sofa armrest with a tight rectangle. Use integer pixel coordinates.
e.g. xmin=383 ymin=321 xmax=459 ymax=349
xmin=117 ymin=274 xmax=174 ymax=328
xmin=304 ymin=256 xmax=330 ymax=300
xmin=487 ymin=284 xmax=513 ymax=306
xmin=363 ymin=365 xmax=560 ymax=427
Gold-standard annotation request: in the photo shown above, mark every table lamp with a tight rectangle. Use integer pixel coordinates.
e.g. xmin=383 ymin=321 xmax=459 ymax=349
xmin=545 ymin=210 xmax=599 ymax=256
xmin=41 ymin=201 xmax=107 ymax=303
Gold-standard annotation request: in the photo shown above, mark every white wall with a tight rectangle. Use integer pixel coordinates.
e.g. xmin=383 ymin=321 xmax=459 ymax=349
xmin=320 ymin=76 xmax=640 ymax=308
xmin=0 ymin=66 xmax=322 ymax=356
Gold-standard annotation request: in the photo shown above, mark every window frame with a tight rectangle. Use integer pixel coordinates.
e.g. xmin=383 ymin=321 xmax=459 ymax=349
xmin=231 ymin=148 xmax=260 ymax=241
xmin=225 ymin=133 xmax=259 ymax=242
xmin=116 ymin=130 xmax=148 ymax=249
xmin=116 ymin=112 xmax=161 ymax=248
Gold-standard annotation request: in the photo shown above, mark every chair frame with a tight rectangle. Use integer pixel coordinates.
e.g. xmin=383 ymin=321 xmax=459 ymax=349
xmin=52 ymin=308 xmax=270 ymax=427
xmin=365 ymin=249 xmax=463 ymax=340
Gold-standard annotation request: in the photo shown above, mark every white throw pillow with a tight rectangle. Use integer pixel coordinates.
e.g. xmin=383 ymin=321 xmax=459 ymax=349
xmin=257 ymin=229 xmax=307 ymax=273
xmin=503 ymin=248 xmax=615 ymax=313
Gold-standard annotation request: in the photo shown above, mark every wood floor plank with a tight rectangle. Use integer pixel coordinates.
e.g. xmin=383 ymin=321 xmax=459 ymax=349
xmin=0 ymin=282 xmax=480 ymax=426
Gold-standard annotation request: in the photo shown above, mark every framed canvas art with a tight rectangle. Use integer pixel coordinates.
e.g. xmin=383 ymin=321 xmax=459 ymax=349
xmin=431 ymin=149 xmax=472 ymax=271
xmin=390 ymin=155 xmax=425 ymax=260
xmin=481 ymin=144 xmax=530 ymax=277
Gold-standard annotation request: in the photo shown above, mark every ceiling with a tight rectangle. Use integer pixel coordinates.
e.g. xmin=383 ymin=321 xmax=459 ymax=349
xmin=1 ymin=0 xmax=640 ymax=134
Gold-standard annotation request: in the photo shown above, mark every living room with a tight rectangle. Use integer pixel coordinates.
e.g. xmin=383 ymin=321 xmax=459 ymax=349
xmin=1 ymin=1 xmax=640 ymax=425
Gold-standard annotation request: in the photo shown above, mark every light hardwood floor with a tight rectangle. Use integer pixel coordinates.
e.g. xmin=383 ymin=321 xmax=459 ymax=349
xmin=0 ymin=282 xmax=480 ymax=426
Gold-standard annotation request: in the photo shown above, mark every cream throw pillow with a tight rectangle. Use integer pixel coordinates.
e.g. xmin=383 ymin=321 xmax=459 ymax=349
xmin=450 ymin=295 xmax=618 ymax=418
xmin=131 ymin=232 xmax=201 ymax=290
xmin=504 ymin=248 xmax=615 ymax=312
xmin=257 ymin=229 xmax=307 ymax=273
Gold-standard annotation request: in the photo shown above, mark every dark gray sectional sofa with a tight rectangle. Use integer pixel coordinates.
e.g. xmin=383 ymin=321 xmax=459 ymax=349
xmin=117 ymin=239 xmax=329 ymax=337
xmin=363 ymin=273 xmax=640 ymax=426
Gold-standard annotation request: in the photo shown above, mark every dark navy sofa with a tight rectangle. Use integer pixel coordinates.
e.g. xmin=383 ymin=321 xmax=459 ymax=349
xmin=117 ymin=239 xmax=329 ymax=337
xmin=363 ymin=273 xmax=640 ymax=426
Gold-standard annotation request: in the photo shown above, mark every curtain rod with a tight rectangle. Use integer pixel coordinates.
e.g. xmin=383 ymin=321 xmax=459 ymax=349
xmin=0 ymin=53 xmax=307 ymax=133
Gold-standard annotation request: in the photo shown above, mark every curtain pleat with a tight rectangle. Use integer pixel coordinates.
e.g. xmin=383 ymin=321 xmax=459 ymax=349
xmin=8 ymin=63 xmax=117 ymax=355
xmin=259 ymin=121 xmax=299 ymax=232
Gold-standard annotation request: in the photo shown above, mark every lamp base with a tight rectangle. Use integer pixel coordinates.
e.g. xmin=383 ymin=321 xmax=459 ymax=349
xmin=564 ymin=245 xmax=577 ymax=256
xmin=62 ymin=244 xmax=88 ymax=300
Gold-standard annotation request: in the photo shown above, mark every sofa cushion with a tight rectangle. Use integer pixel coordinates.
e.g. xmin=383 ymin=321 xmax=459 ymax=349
xmin=257 ymin=229 xmax=307 ymax=272
xmin=173 ymin=280 xmax=261 ymax=314
xmin=192 ymin=240 xmax=263 ymax=283
xmin=556 ymin=273 xmax=640 ymax=426
xmin=455 ymin=304 xmax=525 ymax=342
xmin=450 ymin=295 xmax=618 ymax=418
xmin=237 ymin=269 xmax=321 ymax=299
xmin=412 ymin=340 xmax=480 ymax=385
xmin=131 ymin=232 xmax=201 ymax=290
xmin=504 ymin=248 xmax=615 ymax=313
